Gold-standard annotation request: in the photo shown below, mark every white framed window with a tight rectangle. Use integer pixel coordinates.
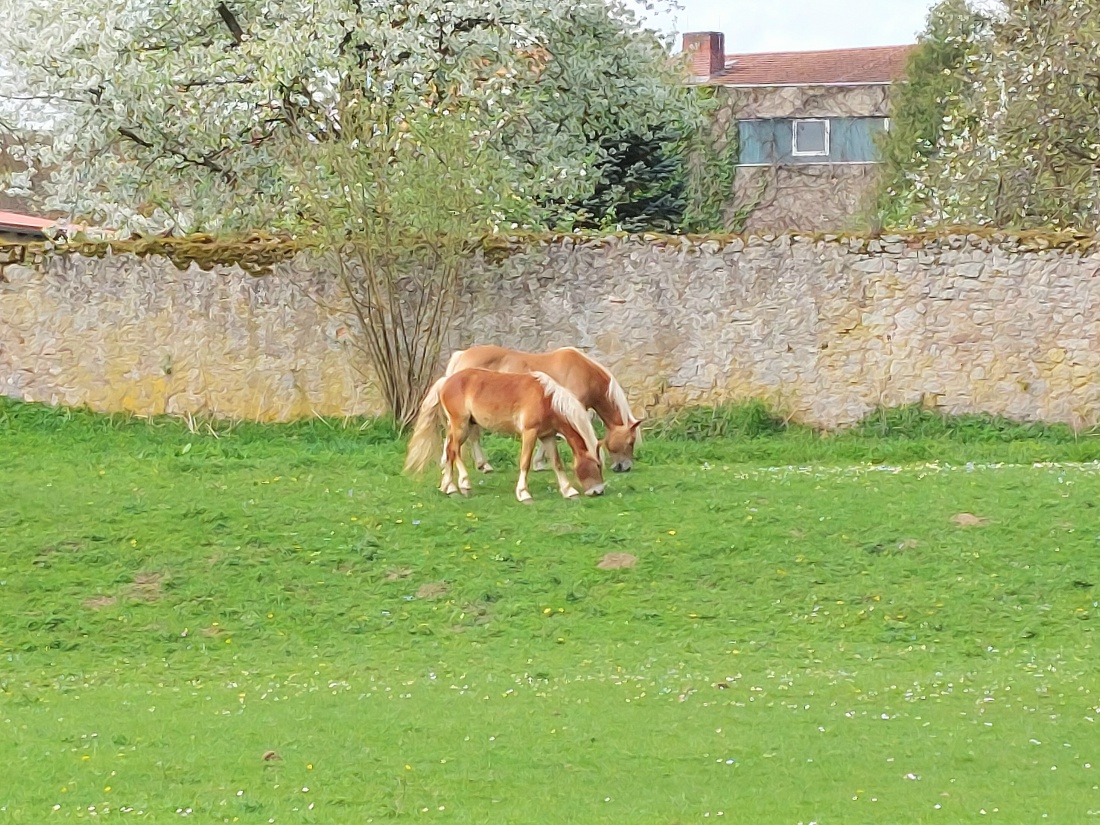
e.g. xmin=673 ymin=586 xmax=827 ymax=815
xmin=792 ymin=118 xmax=830 ymax=157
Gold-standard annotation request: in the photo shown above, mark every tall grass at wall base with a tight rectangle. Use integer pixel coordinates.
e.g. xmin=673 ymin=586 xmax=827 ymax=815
xmin=848 ymin=403 xmax=1088 ymax=443
xmin=639 ymin=400 xmax=1100 ymax=467
xmin=644 ymin=399 xmax=789 ymax=441
xmin=0 ymin=396 xmax=402 ymax=443
xmin=4 ymin=396 xmax=1099 ymax=467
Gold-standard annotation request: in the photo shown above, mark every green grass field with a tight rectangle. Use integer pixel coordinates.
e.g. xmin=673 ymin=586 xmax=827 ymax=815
xmin=2 ymin=399 xmax=1099 ymax=823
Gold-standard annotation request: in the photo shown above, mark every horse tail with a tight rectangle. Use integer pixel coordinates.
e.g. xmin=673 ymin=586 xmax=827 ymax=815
xmin=443 ymin=349 xmax=465 ymax=377
xmin=404 ymin=376 xmax=448 ymax=475
xmin=531 ymin=371 xmax=599 ymax=459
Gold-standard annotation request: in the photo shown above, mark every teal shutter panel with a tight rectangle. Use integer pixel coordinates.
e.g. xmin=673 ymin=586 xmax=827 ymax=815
xmin=830 ymin=118 xmax=885 ymax=162
xmin=738 ymin=119 xmax=788 ymax=164
xmin=737 ymin=117 xmax=886 ymax=165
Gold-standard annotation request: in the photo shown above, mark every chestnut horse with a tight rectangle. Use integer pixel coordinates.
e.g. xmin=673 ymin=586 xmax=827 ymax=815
xmin=404 ymin=368 xmax=605 ymax=502
xmin=444 ymin=345 xmax=641 ymax=473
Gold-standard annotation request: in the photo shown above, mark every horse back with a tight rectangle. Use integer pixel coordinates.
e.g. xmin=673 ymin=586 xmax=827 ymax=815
xmin=451 ymin=346 xmax=607 ymax=409
xmin=441 ymin=368 xmax=550 ymax=436
xmin=448 ymin=345 xmax=529 ymax=374
xmin=540 ymin=348 xmax=609 ymax=409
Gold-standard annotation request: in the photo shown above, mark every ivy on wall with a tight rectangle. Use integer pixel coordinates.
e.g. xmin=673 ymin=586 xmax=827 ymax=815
xmin=679 ymin=86 xmax=759 ymax=233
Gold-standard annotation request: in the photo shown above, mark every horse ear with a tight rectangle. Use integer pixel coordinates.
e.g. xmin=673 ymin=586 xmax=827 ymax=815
xmin=630 ymin=419 xmax=642 ymax=432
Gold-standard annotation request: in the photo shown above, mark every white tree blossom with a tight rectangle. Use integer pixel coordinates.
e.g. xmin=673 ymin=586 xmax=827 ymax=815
xmin=0 ymin=0 xmax=697 ymax=234
xmin=905 ymin=0 xmax=1100 ymax=229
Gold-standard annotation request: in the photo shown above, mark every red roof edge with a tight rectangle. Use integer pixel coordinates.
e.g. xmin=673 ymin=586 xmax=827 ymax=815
xmin=686 ymin=42 xmax=915 ymax=87
xmin=0 ymin=210 xmax=57 ymax=232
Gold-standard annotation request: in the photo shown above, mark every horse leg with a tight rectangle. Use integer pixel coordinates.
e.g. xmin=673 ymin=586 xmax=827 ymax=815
xmin=440 ymin=434 xmax=458 ymax=495
xmin=532 ymin=438 xmax=550 ymax=471
xmin=451 ymin=421 xmax=473 ymax=496
xmin=441 ymin=424 xmax=468 ymax=496
xmin=455 ymin=443 xmax=472 ymax=497
xmin=469 ymin=424 xmax=494 ymax=473
xmin=437 ymin=435 xmax=451 ymax=495
xmin=515 ymin=429 xmax=538 ymax=503
xmin=541 ymin=436 xmax=578 ymax=499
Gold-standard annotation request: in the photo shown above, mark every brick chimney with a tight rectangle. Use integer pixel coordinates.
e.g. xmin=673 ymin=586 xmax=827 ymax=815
xmin=683 ymin=31 xmax=725 ymax=79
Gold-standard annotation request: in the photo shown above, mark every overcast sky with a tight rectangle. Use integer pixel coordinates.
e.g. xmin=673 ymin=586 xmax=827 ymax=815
xmin=640 ymin=0 xmax=938 ymax=54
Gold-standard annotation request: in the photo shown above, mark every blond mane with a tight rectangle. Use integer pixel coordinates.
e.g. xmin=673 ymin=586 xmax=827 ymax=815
xmin=562 ymin=347 xmax=639 ymax=441
xmin=531 ymin=371 xmax=599 ymax=457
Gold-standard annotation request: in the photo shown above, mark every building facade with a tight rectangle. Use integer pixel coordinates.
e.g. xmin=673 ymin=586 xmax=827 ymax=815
xmin=684 ymin=32 xmax=912 ymax=232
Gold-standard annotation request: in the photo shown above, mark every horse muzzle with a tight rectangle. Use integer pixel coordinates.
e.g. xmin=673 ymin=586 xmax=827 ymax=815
xmin=611 ymin=460 xmax=633 ymax=473
xmin=585 ymin=484 xmax=605 ymax=497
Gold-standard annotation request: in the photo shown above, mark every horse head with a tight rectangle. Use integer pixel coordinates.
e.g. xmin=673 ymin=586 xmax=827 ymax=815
xmin=602 ymin=418 xmax=642 ymax=473
xmin=574 ymin=448 xmax=605 ymax=496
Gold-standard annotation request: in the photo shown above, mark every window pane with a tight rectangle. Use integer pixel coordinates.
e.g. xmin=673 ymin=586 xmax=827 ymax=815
xmin=794 ymin=120 xmax=827 ymax=155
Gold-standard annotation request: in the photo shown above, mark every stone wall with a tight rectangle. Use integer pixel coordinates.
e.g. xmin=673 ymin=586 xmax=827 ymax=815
xmin=3 ymin=231 xmax=1100 ymax=429
xmin=716 ymin=84 xmax=891 ymax=120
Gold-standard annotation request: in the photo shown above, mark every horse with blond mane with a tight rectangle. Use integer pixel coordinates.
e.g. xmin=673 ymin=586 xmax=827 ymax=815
xmin=444 ymin=345 xmax=641 ymax=473
xmin=405 ymin=368 xmax=605 ymax=502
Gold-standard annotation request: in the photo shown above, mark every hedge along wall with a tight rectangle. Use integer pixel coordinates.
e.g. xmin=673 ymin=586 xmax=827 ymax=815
xmin=1 ymin=230 xmax=1099 ymax=428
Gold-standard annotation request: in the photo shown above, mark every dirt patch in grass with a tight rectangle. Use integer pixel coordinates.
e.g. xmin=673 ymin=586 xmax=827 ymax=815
xmin=124 ymin=572 xmax=166 ymax=602
xmin=546 ymin=523 xmax=580 ymax=536
xmin=597 ymin=552 xmax=637 ymax=570
xmin=83 ymin=595 xmax=117 ymax=610
xmin=416 ymin=582 xmax=449 ymax=600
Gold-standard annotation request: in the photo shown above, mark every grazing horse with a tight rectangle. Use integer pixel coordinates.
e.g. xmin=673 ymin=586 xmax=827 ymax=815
xmin=444 ymin=345 xmax=642 ymax=473
xmin=404 ymin=368 xmax=605 ymax=502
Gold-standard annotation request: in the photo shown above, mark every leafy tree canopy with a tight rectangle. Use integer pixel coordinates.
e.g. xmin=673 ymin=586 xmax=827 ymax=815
xmin=0 ymin=0 xmax=704 ymax=236
xmin=879 ymin=0 xmax=1100 ymax=230
xmin=873 ymin=0 xmax=990 ymax=226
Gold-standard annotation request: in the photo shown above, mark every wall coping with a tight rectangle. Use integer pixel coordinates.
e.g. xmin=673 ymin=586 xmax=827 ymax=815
xmin=1 ymin=226 xmax=1097 ymax=276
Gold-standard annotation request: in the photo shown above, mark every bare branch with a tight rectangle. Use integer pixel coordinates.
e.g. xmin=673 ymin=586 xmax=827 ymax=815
xmin=118 ymin=126 xmax=229 ymax=177
xmin=216 ymin=3 xmax=245 ymax=45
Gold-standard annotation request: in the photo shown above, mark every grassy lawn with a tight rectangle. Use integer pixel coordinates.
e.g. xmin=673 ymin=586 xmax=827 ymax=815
xmin=2 ymin=399 xmax=1099 ymax=823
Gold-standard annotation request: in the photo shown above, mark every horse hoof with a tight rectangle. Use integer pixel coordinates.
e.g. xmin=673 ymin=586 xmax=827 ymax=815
xmin=444 ymin=485 xmax=459 ymax=495
xmin=459 ymin=487 xmax=471 ymax=497
xmin=516 ymin=492 xmax=533 ymax=503
xmin=563 ymin=487 xmax=579 ymax=499
xmin=479 ymin=463 xmax=494 ymax=473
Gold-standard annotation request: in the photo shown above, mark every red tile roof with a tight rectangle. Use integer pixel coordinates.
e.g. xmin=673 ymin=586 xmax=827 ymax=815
xmin=0 ymin=209 xmax=56 ymax=233
xmin=708 ymin=45 xmax=913 ymax=86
